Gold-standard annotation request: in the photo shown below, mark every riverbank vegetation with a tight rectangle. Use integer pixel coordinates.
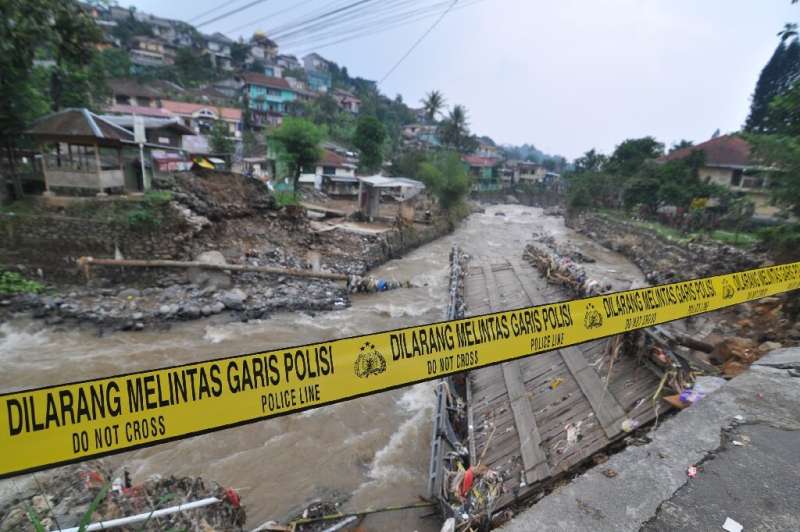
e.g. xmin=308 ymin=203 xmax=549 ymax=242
xmin=564 ymin=1 xmax=800 ymax=259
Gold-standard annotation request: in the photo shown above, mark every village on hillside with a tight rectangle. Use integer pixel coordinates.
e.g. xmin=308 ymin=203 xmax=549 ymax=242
xmin=3 ymin=1 xmax=800 ymax=532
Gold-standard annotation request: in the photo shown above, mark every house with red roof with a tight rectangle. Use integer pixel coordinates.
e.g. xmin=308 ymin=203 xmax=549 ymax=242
xmin=160 ymin=100 xmax=242 ymax=138
xmin=463 ymin=155 xmax=503 ymax=192
xmin=299 ymin=149 xmax=358 ymax=196
xmin=658 ymin=134 xmax=776 ymax=216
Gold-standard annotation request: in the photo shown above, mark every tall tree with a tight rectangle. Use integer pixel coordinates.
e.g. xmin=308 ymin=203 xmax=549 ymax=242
xmin=0 ymin=0 xmax=101 ymax=201
xmin=607 ymin=137 xmax=664 ymax=176
xmin=670 ymin=140 xmax=694 ymax=153
xmin=573 ymin=149 xmax=607 ymax=173
xmin=745 ymin=38 xmax=800 ymax=132
xmin=417 ymin=151 xmax=472 ymax=209
xmin=421 ymin=90 xmax=445 ymax=122
xmin=778 ymin=22 xmax=799 ymax=42
xmin=209 ymin=120 xmax=234 ymax=157
xmin=352 ymin=115 xmax=385 ymax=174
xmin=438 ymin=104 xmax=478 ymax=153
xmin=269 ymin=118 xmax=324 ymax=198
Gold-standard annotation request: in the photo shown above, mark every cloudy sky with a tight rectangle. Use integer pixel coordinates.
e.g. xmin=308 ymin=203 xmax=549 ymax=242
xmin=126 ymin=0 xmax=797 ymax=159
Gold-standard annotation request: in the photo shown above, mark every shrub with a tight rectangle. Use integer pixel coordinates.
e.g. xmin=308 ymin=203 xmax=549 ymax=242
xmin=0 ymin=271 xmax=44 ymax=295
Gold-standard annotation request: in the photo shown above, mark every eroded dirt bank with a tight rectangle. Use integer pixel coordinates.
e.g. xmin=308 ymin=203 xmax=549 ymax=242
xmin=1 ymin=171 xmax=456 ymax=332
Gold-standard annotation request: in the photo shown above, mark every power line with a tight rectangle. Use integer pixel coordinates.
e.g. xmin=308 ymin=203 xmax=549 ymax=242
xmin=280 ymin=0 xmax=475 ymax=50
xmin=195 ymin=0 xmax=273 ymax=28
xmin=379 ymin=0 xmax=458 ymax=84
xmin=225 ymin=0 xmax=317 ymax=35
xmin=190 ymin=0 xmax=250 ymax=23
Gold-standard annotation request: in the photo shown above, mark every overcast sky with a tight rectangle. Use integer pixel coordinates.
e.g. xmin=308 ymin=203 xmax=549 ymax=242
xmin=126 ymin=0 xmax=797 ymax=159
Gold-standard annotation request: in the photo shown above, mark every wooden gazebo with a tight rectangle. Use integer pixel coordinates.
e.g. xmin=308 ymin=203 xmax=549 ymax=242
xmin=26 ymin=109 xmax=135 ymax=195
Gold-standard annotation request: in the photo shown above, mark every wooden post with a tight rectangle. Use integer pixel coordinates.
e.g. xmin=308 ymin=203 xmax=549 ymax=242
xmin=39 ymin=144 xmax=51 ymax=195
xmin=94 ymin=143 xmax=103 ymax=192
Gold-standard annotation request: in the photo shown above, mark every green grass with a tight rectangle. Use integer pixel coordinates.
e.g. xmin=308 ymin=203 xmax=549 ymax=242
xmin=596 ymin=209 xmax=757 ymax=248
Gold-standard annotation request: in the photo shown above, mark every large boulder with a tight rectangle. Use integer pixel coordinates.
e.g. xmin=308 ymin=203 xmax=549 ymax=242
xmin=220 ymin=288 xmax=247 ymax=310
xmin=187 ymin=250 xmax=232 ymax=290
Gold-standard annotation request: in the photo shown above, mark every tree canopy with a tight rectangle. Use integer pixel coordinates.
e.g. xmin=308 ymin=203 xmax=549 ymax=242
xmin=417 ymin=151 xmax=472 ymax=209
xmin=352 ymin=115 xmax=385 ymax=174
xmin=269 ymin=117 xmax=324 ymax=196
xmin=438 ymin=105 xmax=479 ymax=153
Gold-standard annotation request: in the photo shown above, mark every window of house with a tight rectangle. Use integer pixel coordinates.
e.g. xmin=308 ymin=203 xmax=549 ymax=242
xmin=730 ymin=169 xmax=742 ymax=187
xmin=323 ymin=166 xmax=337 ymax=175
xmin=115 ymin=95 xmax=130 ymax=105
xmin=302 ymin=164 xmax=316 ymax=174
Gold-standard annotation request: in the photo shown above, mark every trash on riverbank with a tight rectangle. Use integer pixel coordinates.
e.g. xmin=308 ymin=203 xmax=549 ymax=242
xmin=347 ymin=275 xmax=411 ymax=293
xmin=0 ymin=464 xmax=245 ymax=531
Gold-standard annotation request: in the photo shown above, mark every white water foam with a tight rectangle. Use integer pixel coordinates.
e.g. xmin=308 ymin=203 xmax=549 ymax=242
xmin=0 ymin=322 xmax=50 ymax=356
xmin=351 ymin=383 xmax=435 ymax=495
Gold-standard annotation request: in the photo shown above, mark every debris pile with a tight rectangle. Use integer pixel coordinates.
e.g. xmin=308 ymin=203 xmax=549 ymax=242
xmin=347 ymin=275 xmax=411 ymax=293
xmin=523 ymin=242 xmax=610 ymax=297
xmin=566 ymin=212 xmax=762 ymax=284
xmin=0 ymin=464 xmax=245 ymax=531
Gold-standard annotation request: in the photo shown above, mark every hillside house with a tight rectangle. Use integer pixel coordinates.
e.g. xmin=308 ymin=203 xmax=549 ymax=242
xmin=658 ymin=135 xmax=776 ymax=216
xmin=101 ymin=115 xmax=193 ymax=150
xmin=303 ymin=53 xmax=332 ymax=93
xmin=203 ymin=33 xmax=234 ymax=70
xmin=402 ymin=124 xmax=440 ymax=150
xmin=240 ymin=72 xmax=297 ymax=127
xmin=107 ymin=79 xmax=163 ymax=108
xmin=277 ymin=54 xmax=301 ymax=70
xmin=129 ymin=36 xmax=173 ymax=67
xmin=332 ymin=89 xmax=361 ymax=114
xmin=247 ymin=33 xmax=278 ymax=66
xmin=502 ymin=160 xmax=545 ymax=184
xmin=476 ymin=138 xmax=499 ymax=159
xmin=463 ymin=155 xmax=502 ymax=192
xmin=161 ymin=100 xmax=242 ymax=138
xmin=299 ymin=149 xmax=357 ymax=195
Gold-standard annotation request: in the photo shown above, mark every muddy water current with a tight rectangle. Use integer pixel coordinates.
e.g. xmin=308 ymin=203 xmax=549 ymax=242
xmin=0 ymin=205 xmax=643 ymax=529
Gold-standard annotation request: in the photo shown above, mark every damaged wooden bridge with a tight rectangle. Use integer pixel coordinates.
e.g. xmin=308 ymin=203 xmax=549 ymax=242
xmin=429 ymin=254 xmax=664 ymax=519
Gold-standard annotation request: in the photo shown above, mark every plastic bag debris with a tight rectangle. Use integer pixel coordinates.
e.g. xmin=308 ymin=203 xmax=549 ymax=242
xmin=549 ymin=377 xmax=563 ymax=390
xmin=621 ymin=419 xmax=640 ymax=432
xmin=686 ymin=466 xmax=698 ymax=478
xmin=722 ymin=516 xmax=743 ymax=532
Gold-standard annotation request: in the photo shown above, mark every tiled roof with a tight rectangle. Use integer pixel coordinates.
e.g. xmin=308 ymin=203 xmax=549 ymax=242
xmin=161 ymin=100 xmax=242 ymax=121
xmin=659 ymin=134 xmax=753 ymax=168
xmin=240 ymin=72 xmax=292 ymax=90
xmin=463 ymin=155 xmax=500 ymax=167
xmin=321 ymin=149 xmax=347 ymax=167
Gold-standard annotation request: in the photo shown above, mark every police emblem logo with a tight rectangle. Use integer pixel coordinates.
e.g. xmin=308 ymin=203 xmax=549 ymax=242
xmin=354 ymin=342 xmax=387 ymax=378
xmin=583 ymin=303 xmax=603 ymax=329
xmin=722 ymin=279 xmax=735 ymax=300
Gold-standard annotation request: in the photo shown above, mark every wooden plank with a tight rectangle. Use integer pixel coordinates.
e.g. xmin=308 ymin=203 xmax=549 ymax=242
xmin=481 ymin=264 xmax=502 ymax=312
xmin=510 ymin=260 xmax=626 ymax=439
xmin=560 ymin=344 xmax=626 ymax=439
xmin=482 ymin=261 xmax=550 ymax=481
xmin=502 ymin=361 xmax=550 ymax=481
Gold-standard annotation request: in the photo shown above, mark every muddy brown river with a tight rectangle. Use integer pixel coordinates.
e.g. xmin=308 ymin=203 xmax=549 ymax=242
xmin=0 ymin=205 xmax=643 ymax=529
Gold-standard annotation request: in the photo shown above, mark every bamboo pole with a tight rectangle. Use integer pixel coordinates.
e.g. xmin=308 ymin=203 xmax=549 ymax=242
xmin=77 ymin=257 xmax=348 ymax=282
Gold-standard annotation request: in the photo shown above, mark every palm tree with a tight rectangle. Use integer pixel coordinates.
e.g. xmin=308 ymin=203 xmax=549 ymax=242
xmin=778 ymin=23 xmax=798 ymax=42
xmin=438 ymin=104 xmax=477 ymax=153
xmin=421 ymin=90 xmax=445 ymax=122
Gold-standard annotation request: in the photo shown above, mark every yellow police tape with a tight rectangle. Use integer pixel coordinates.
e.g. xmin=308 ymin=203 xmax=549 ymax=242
xmin=2 ymin=262 xmax=800 ymax=479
